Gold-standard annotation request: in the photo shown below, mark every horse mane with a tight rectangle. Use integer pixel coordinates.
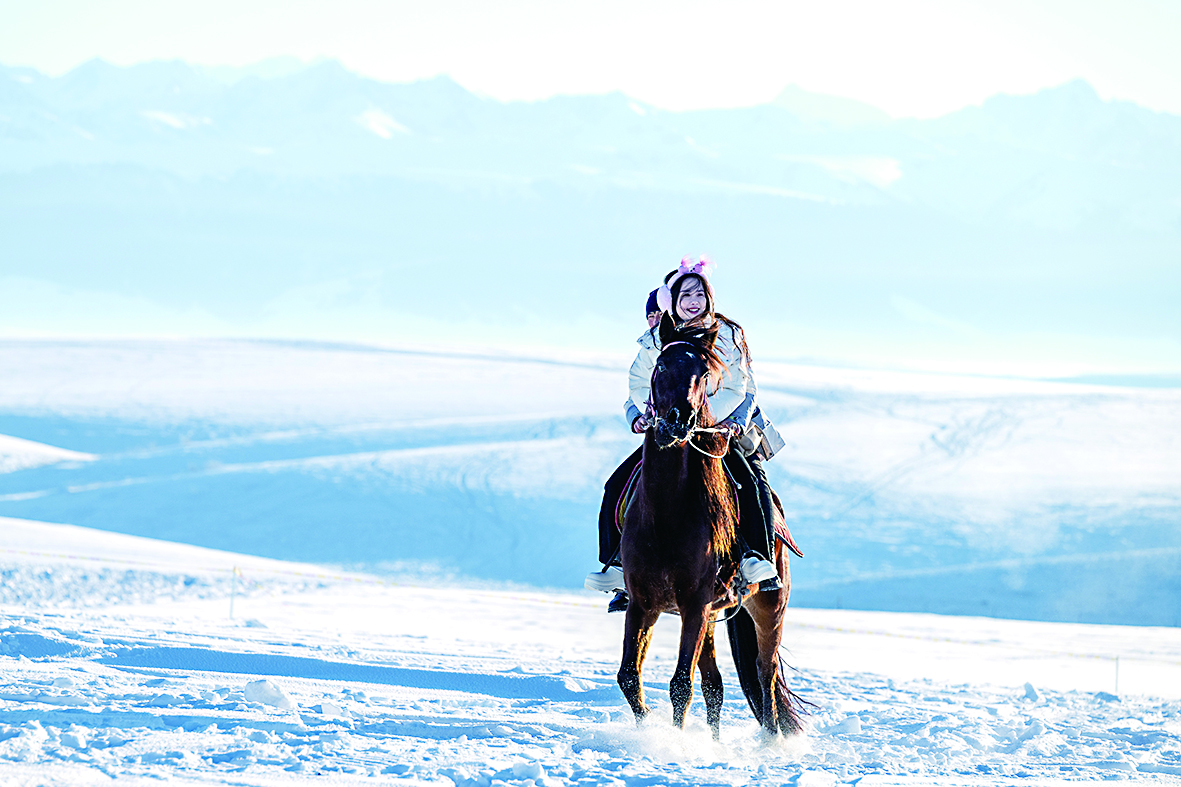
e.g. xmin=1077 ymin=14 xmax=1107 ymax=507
xmin=659 ymin=316 xmax=726 ymax=383
xmin=695 ymin=429 xmax=737 ymax=561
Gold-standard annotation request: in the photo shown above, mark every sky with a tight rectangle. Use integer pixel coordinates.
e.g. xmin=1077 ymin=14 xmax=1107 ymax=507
xmin=3 ymin=0 xmax=1180 ymax=117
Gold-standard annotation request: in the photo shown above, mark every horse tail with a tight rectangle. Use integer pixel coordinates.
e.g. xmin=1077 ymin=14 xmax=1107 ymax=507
xmin=726 ymin=607 xmax=763 ymax=720
xmin=774 ymin=661 xmax=811 ymax=735
xmin=726 ymin=609 xmax=813 ymax=735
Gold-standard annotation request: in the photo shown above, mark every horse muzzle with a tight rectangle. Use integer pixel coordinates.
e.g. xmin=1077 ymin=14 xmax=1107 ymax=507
xmin=655 ymin=418 xmax=692 ymax=448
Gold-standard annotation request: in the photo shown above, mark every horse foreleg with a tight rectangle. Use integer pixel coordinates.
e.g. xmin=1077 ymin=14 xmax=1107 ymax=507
xmin=697 ymin=618 xmax=724 ymax=740
xmin=670 ymin=605 xmax=709 ymax=729
xmin=617 ymin=605 xmax=659 ymax=724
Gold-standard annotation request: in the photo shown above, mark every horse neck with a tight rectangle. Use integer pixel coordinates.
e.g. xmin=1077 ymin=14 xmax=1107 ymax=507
xmin=640 ymin=434 xmax=693 ymax=512
xmin=639 ymin=433 xmax=735 ymax=558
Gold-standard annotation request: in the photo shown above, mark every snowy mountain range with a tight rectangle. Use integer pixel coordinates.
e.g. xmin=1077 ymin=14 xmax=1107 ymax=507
xmin=2 ymin=59 xmax=1179 ymax=370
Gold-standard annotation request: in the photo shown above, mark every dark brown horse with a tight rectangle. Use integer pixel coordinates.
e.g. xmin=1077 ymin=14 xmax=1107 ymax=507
xmin=616 ymin=314 xmax=804 ymax=739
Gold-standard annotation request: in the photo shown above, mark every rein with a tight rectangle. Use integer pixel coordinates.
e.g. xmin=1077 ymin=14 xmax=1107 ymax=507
xmin=648 ymin=406 xmax=731 ymax=456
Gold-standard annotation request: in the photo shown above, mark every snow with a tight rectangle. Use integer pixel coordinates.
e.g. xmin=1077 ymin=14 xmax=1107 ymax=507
xmin=2 ymin=338 xmax=1177 ymax=624
xmin=1 ymin=521 xmax=1180 ymax=785
xmin=356 ymin=108 xmax=411 ymax=138
xmin=0 ymin=435 xmax=94 ymax=475
xmin=139 ymin=110 xmax=212 ymax=131
xmin=1 ymin=337 xmax=1180 ymax=782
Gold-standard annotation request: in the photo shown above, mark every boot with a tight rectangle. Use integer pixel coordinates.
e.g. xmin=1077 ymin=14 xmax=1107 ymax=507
xmin=607 ymin=591 xmax=629 ymax=613
xmin=739 ymin=552 xmax=781 ymax=591
xmin=584 ymin=565 xmax=625 ymax=593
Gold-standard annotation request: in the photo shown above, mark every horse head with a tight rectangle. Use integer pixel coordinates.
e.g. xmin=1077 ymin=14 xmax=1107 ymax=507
xmin=650 ymin=312 xmax=721 ymax=449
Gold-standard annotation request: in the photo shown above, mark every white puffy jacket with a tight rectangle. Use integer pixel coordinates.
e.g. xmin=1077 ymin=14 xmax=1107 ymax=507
xmin=623 ymin=321 xmax=751 ymax=428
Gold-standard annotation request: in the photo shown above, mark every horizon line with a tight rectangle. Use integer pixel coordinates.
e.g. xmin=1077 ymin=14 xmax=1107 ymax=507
xmin=1 ymin=55 xmax=1139 ymax=122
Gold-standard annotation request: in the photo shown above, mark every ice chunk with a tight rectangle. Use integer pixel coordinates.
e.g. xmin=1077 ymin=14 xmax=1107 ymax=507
xmin=244 ymin=679 xmax=294 ymax=710
xmin=311 ymin=701 xmax=349 ymax=719
xmin=1023 ymin=682 xmax=1039 ymax=701
xmin=1018 ymin=720 xmax=1045 ymax=741
xmin=512 ymin=761 xmax=544 ymax=780
xmin=825 ymin=715 xmax=862 ymax=735
xmin=59 ymin=727 xmax=87 ymax=749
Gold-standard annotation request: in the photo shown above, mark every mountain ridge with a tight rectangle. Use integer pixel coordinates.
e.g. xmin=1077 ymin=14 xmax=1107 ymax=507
xmin=1 ymin=58 xmax=1178 ymax=372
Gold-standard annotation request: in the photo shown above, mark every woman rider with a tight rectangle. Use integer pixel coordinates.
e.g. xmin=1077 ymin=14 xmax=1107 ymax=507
xmin=586 ymin=256 xmax=786 ymax=611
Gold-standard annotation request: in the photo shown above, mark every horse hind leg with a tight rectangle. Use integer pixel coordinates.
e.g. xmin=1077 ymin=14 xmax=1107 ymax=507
xmin=746 ymin=549 xmax=790 ymax=735
xmin=617 ymin=605 xmax=659 ymax=723
xmin=774 ymin=664 xmax=806 ymax=735
xmin=769 ymin=541 xmax=806 ymax=735
xmin=697 ymin=619 xmax=725 ymax=740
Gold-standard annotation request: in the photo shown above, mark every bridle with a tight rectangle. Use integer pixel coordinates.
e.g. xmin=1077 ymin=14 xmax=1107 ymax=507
xmin=648 ymin=341 xmax=731 ymax=459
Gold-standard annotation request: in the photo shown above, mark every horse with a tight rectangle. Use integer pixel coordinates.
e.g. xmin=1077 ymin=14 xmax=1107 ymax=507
xmin=616 ymin=313 xmax=805 ymax=740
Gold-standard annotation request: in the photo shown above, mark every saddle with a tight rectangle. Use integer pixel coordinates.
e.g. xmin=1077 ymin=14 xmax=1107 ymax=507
xmin=615 ymin=459 xmax=804 ymax=559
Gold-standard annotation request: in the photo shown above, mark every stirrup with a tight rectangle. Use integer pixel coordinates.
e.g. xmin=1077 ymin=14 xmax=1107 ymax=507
xmin=739 ymin=554 xmax=778 ymax=585
xmin=607 ymin=591 xmax=629 ymax=613
xmin=584 ymin=566 xmax=625 ymax=593
xmin=758 ymin=576 xmax=783 ymax=592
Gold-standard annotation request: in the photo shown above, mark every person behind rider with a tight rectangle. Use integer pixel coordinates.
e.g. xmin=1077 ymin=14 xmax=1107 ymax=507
xmin=586 ymin=257 xmax=785 ymax=611
xmin=644 ymin=288 xmax=662 ymax=330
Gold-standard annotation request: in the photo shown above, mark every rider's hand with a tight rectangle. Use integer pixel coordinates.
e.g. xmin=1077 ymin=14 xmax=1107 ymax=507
xmin=720 ymin=420 xmax=743 ymax=440
xmin=632 ymin=415 xmax=650 ymax=434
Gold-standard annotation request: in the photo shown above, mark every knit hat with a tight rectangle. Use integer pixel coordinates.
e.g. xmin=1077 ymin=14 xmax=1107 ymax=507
xmin=656 ymin=255 xmax=717 ymax=315
xmin=645 ymin=289 xmax=660 ymax=314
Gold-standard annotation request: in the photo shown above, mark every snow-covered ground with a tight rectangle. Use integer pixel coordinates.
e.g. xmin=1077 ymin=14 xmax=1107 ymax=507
xmin=1 ymin=339 xmax=1178 ymax=625
xmin=3 ymin=515 xmax=1181 ymax=786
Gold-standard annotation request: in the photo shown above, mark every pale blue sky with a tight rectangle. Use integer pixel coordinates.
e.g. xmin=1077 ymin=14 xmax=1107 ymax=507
xmin=3 ymin=0 xmax=1179 ymax=116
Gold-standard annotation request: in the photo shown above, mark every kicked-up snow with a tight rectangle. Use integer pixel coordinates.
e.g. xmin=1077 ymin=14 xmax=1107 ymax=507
xmin=1 ymin=518 xmax=1181 ymax=785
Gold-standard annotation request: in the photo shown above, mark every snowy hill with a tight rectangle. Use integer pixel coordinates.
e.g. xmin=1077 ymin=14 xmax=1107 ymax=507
xmin=1 ymin=60 xmax=1179 ymax=369
xmin=0 ymin=338 xmax=1177 ymax=627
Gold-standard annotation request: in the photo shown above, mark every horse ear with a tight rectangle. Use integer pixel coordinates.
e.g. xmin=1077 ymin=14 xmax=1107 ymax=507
xmin=700 ymin=324 xmax=719 ymax=351
xmin=658 ymin=311 xmax=678 ymax=345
